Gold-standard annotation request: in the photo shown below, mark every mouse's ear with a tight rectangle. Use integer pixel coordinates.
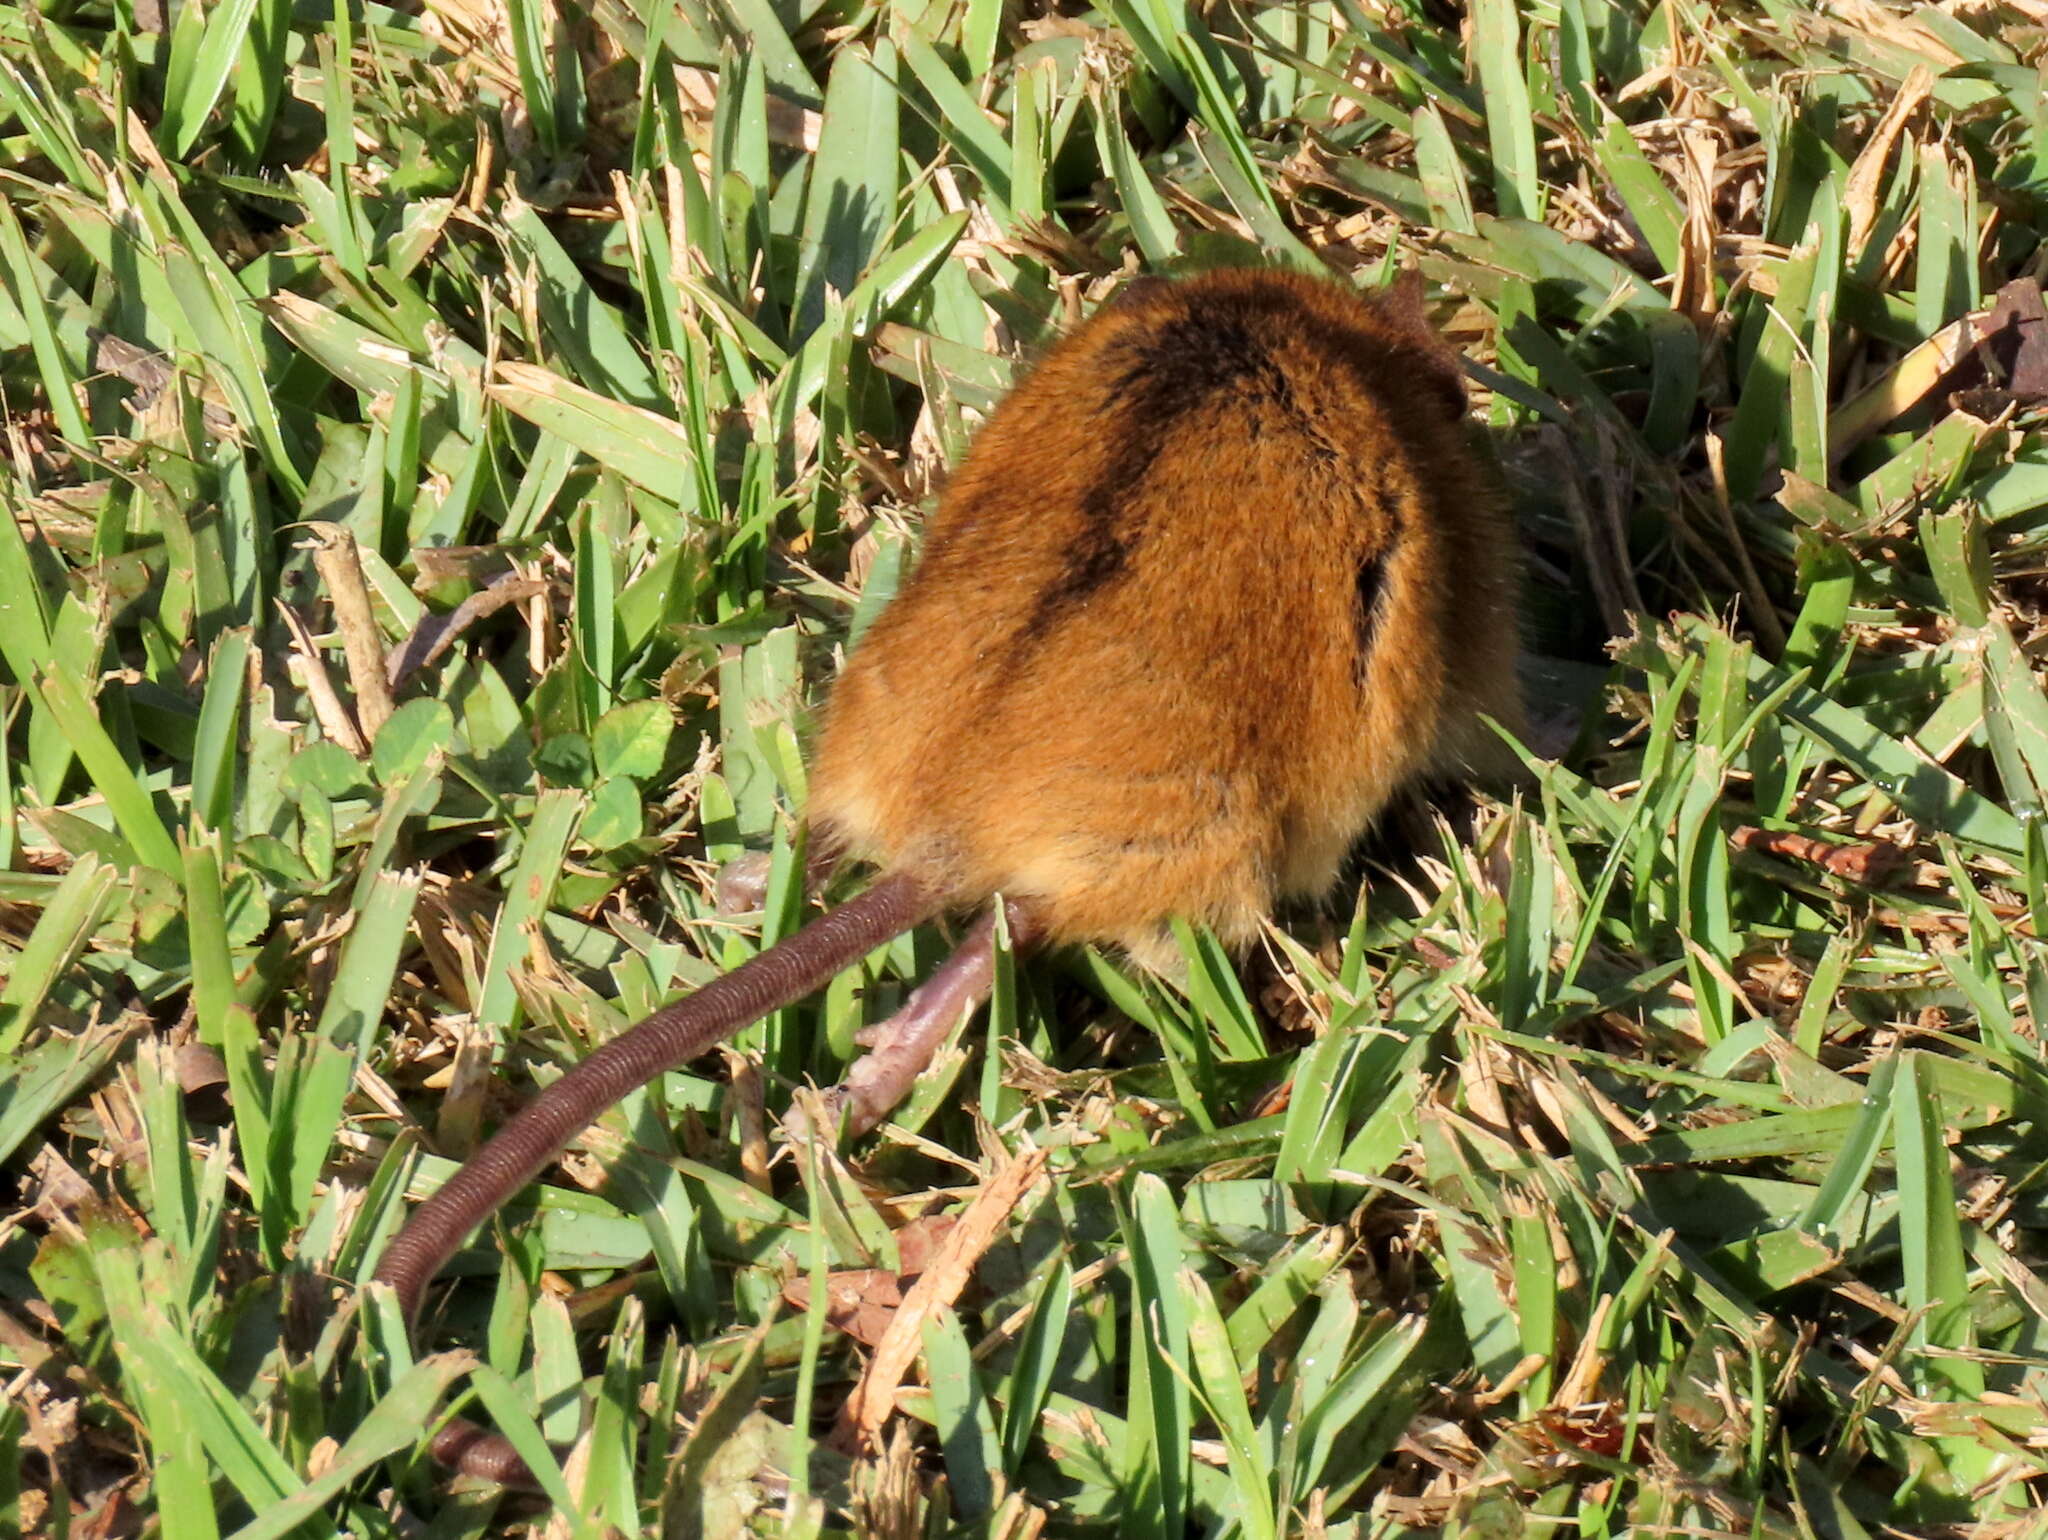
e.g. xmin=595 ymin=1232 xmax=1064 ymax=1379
xmin=1371 ymin=270 xmax=1468 ymax=419
xmin=1373 ymin=268 xmax=1433 ymax=337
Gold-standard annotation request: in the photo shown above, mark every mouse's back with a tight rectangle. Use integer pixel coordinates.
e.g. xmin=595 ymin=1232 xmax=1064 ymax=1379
xmin=809 ymin=267 xmax=1518 ymax=965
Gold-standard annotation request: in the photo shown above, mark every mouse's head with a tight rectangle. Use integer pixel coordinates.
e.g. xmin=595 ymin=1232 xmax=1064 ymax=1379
xmin=1092 ymin=265 xmax=1471 ymax=428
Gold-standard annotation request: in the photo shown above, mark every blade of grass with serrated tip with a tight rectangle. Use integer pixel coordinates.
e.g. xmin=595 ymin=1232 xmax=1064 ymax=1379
xmin=475 ymin=789 xmax=587 ymax=1031
xmin=259 ymin=290 xmax=478 ymax=412
xmin=1722 ymin=234 xmax=1817 ymax=503
xmin=309 ymin=26 xmax=368 ymax=281
xmin=0 ymin=855 xmax=116 ymax=1055
xmin=1845 ymin=410 xmax=1993 ymax=529
xmin=617 ymin=174 xmax=682 ymax=361
xmin=582 ymin=1295 xmax=645 ymax=1525
xmin=1916 ymin=142 xmax=1976 ymax=339
xmin=89 ymin=1234 xmax=220 ymax=1538
xmin=133 ymin=1042 xmax=204 ymax=1297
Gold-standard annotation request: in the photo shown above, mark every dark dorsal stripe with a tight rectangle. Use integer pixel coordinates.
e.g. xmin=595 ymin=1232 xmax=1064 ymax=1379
xmin=1020 ymin=306 xmax=1294 ymax=643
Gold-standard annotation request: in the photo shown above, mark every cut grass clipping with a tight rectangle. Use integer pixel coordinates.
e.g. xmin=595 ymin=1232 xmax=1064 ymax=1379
xmin=9 ymin=0 xmax=2048 ymax=1535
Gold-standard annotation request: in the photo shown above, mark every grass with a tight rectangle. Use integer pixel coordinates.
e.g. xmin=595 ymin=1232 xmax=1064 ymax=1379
xmin=8 ymin=0 xmax=2048 ymax=1534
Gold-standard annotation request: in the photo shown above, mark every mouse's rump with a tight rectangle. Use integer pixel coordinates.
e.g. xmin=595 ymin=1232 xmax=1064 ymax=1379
xmin=807 ymin=267 xmax=1521 ymax=960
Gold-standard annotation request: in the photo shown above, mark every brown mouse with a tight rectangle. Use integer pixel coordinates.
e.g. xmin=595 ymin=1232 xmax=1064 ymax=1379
xmin=371 ymin=265 xmax=1521 ymax=1488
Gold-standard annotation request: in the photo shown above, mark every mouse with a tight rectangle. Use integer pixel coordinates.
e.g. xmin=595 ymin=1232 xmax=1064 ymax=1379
xmin=370 ymin=264 xmax=1522 ymax=1489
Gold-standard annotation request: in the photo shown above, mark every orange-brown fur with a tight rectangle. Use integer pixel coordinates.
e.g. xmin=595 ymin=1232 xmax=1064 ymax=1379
xmin=808 ymin=267 xmax=1520 ymax=968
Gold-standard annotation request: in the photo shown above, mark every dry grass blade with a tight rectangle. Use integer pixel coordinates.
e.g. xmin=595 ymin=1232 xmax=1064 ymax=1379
xmin=835 ymin=1145 xmax=1048 ymax=1455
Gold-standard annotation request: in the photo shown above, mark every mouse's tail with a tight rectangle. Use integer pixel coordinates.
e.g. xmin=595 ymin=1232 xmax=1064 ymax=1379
xmin=369 ymin=870 xmax=937 ymax=1484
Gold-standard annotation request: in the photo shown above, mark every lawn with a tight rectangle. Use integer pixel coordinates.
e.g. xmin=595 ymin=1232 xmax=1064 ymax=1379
xmin=7 ymin=0 xmax=2048 ymax=1535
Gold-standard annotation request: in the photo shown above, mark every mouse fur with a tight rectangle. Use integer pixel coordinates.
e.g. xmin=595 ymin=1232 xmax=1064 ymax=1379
xmin=808 ymin=266 xmax=1521 ymax=968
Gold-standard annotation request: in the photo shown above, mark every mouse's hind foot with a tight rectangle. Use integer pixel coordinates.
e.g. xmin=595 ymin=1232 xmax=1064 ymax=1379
xmin=783 ymin=898 xmax=1041 ymax=1140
